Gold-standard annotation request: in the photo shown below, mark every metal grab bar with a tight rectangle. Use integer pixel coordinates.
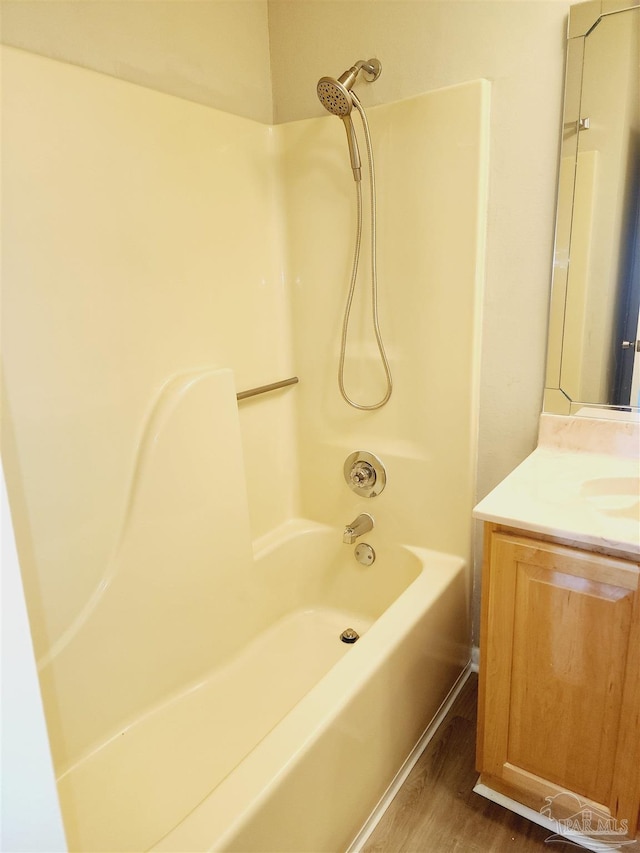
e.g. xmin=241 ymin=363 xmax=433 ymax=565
xmin=236 ymin=376 xmax=299 ymax=401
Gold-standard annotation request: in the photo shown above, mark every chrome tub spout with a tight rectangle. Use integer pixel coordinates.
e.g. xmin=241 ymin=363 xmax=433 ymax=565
xmin=343 ymin=513 xmax=374 ymax=544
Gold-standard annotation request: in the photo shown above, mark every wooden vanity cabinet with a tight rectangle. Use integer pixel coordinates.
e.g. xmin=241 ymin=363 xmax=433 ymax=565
xmin=477 ymin=524 xmax=640 ymax=839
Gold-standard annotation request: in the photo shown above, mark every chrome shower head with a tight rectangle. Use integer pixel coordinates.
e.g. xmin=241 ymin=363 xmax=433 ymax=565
xmin=316 ymin=59 xmax=381 ymax=116
xmin=317 ymin=77 xmax=353 ymax=117
xmin=316 ymin=59 xmax=382 ymax=182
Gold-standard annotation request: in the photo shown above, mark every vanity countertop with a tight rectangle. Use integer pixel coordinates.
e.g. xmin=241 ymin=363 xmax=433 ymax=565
xmin=474 ymin=414 xmax=640 ymax=557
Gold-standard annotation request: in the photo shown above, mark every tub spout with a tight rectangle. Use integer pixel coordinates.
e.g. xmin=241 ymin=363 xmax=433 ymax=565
xmin=343 ymin=513 xmax=374 ymax=544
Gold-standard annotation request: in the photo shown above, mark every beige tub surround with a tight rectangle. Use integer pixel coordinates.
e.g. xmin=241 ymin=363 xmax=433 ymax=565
xmin=1 ymin=47 xmax=295 ymax=626
xmin=474 ymin=414 xmax=640 ymax=556
xmin=39 ymin=369 xmax=254 ymax=776
xmin=37 ymin=362 xmax=468 ymax=852
xmin=283 ymin=79 xmax=490 ymax=568
xmin=3 ymin=43 xmax=489 ymax=853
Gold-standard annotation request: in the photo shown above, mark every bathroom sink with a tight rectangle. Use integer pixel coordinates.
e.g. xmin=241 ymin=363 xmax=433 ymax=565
xmin=474 ymin=416 xmax=640 ymax=555
xmin=580 ymin=476 xmax=640 ymax=518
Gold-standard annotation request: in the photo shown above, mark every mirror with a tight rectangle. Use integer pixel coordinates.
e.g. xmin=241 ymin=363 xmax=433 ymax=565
xmin=544 ymin=0 xmax=640 ymax=417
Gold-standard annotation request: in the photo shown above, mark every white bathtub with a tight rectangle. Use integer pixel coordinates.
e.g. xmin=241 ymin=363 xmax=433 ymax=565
xmin=57 ymin=519 xmax=469 ymax=852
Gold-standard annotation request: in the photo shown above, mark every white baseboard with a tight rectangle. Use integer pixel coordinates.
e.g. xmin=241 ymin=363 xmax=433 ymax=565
xmin=347 ymin=662 xmax=474 ymax=853
xmin=473 ymin=781 xmax=635 ymax=852
xmin=470 ymin=645 xmax=480 ymax=672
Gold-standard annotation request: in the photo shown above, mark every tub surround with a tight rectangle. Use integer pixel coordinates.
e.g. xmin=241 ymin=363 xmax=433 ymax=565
xmin=1 ymin=45 xmax=295 ymax=667
xmin=3 ymin=48 xmax=487 ymax=662
xmin=40 ymin=369 xmax=254 ymax=777
xmin=3 ymin=45 xmax=488 ymax=852
xmin=474 ymin=413 xmax=640 ymax=556
xmin=45 ymin=363 xmax=470 ymax=851
xmin=284 ymin=79 xmax=490 ymax=568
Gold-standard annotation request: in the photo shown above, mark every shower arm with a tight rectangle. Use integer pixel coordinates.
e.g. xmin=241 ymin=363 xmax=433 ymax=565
xmin=353 ymin=58 xmax=382 ymax=81
xmin=335 ymin=59 xmax=382 ymax=96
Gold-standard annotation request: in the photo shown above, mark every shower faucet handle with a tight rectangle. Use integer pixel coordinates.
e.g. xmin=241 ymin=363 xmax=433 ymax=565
xmin=350 ymin=463 xmax=376 ymax=488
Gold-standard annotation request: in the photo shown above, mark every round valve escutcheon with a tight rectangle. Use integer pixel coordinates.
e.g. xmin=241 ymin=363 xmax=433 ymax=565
xmin=344 ymin=451 xmax=386 ymax=497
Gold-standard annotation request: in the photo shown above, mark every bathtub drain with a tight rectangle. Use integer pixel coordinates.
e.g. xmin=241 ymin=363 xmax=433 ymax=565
xmin=340 ymin=628 xmax=359 ymax=644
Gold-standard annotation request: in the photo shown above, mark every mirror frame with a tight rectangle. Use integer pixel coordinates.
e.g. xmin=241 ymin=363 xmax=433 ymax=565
xmin=543 ymin=0 xmax=640 ymax=419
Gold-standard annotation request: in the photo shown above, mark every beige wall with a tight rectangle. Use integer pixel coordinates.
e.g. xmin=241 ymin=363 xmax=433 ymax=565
xmin=0 ymin=0 xmax=274 ymax=123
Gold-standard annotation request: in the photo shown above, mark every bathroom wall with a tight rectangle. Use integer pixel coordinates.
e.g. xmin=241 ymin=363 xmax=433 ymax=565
xmin=0 ymin=0 xmax=274 ymax=123
xmin=1 ymin=45 xmax=296 ymax=666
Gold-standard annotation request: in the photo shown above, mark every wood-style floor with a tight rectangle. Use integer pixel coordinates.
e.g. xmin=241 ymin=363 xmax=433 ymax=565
xmin=362 ymin=673 xmax=578 ymax=852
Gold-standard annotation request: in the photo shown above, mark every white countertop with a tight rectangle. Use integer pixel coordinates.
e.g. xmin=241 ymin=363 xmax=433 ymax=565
xmin=474 ymin=415 xmax=640 ymax=557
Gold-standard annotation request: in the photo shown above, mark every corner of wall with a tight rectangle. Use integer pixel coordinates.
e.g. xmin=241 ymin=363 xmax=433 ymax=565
xmin=265 ymin=0 xmax=276 ymax=126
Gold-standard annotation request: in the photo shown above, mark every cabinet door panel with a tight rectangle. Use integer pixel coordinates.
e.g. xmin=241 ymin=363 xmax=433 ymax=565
xmin=479 ymin=530 xmax=640 ymax=836
xmin=510 ymin=561 xmax=633 ymax=805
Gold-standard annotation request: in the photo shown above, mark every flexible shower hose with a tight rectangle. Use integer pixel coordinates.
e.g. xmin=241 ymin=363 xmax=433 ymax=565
xmin=338 ymin=92 xmax=393 ymax=410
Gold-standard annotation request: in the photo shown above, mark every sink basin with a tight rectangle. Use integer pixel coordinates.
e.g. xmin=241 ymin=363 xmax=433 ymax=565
xmin=580 ymin=477 xmax=640 ymax=519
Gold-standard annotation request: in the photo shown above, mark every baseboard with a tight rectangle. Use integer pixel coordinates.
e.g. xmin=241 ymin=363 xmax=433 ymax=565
xmin=473 ymin=781 xmax=634 ymax=853
xmin=347 ymin=661 xmax=474 ymax=853
xmin=470 ymin=645 xmax=480 ymax=672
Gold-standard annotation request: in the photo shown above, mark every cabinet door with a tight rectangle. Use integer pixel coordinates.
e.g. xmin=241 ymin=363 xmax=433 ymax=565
xmin=478 ymin=531 xmax=640 ymax=837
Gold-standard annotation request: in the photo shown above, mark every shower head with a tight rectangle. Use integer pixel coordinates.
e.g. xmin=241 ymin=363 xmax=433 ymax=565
xmin=317 ymin=77 xmax=353 ymax=117
xmin=316 ymin=59 xmax=381 ymax=181
xmin=316 ymin=59 xmax=382 ymax=116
